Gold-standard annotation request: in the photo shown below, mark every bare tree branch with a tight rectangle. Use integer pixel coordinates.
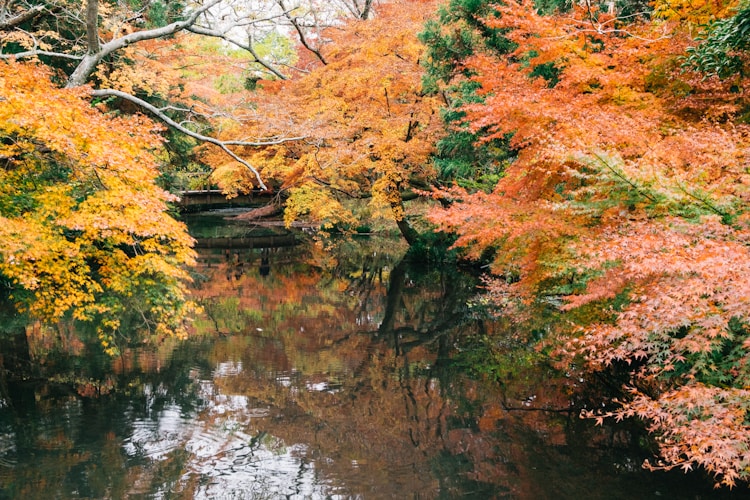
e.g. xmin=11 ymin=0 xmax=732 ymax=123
xmin=359 ymin=0 xmax=373 ymax=20
xmin=0 ymin=4 xmax=44 ymax=30
xmin=91 ymin=88 xmax=306 ymax=191
xmin=65 ymin=0 xmax=223 ymax=87
xmin=84 ymin=0 xmax=99 ymax=54
xmin=0 ymin=48 xmax=83 ymax=60
xmin=277 ymin=0 xmax=327 ymax=65
xmin=187 ymin=24 xmax=289 ymax=79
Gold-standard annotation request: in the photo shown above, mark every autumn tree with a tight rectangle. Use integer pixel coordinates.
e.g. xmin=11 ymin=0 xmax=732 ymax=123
xmin=0 ymin=0 xmax=394 ymax=352
xmin=417 ymin=0 xmax=649 ymax=191
xmin=0 ymin=0 xmax=378 ymax=188
xmin=1 ymin=0 xmax=443 ymax=243
xmin=425 ymin=0 xmax=750 ymax=486
xmin=208 ymin=0 xmax=445 ymax=244
xmin=0 ymin=61 xmax=196 ymax=354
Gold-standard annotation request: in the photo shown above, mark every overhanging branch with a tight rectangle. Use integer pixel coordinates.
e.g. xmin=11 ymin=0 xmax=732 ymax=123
xmin=91 ymin=88 xmax=307 ymax=191
xmin=0 ymin=5 xmax=45 ymax=31
xmin=277 ymin=0 xmax=327 ymax=65
xmin=66 ymin=0 xmax=223 ymax=87
xmin=187 ymin=24 xmax=288 ymax=80
xmin=0 ymin=49 xmax=83 ymax=60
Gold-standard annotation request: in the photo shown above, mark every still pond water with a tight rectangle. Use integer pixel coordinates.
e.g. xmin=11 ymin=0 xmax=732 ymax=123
xmin=0 ymin=212 xmax=747 ymax=499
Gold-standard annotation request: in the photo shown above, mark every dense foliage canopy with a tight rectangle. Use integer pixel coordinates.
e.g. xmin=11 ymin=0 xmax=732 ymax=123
xmin=3 ymin=0 xmax=750 ymax=487
xmin=0 ymin=62 xmax=196 ymax=353
xmin=424 ymin=0 xmax=750 ymax=486
xmin=206 ymin=0 xmax=443 ymax=242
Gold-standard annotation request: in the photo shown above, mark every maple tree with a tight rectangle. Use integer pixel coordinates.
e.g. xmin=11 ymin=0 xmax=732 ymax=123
xmin=0 ymin=61 xmax=196 ymax=353
xmin=0 ymin=0 xmax=377 ymax=188
xmin=207 ymin=0 xmax=445 ymax=243
xmin=424 ymin=0 xmax=750 ymax=486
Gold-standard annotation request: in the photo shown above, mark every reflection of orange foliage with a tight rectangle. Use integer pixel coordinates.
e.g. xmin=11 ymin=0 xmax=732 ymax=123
xmin=180 ymin=238 xmax=633 ymax=495
xmin=26 ymin=321 xmax=85 ymax=359
xmin=478 ymin=403 xmax=503 ymax=432
xmin=111 ymin=340 xmax=181 ymax=375
xmin=191 ymin=245 xmax=389 ymax=343
xmin=203 ymin=308 xmax=595 ymax=497
xmin=75 ymin=377 xmax=115 ymax=398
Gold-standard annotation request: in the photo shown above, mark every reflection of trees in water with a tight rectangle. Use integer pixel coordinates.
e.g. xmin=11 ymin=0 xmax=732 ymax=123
xmin=197 ymin=239 xmax=736 ymax=498
xmin=194 ymin=239 xmax=563 ymax=496
xmin=222 ymin=246 xmax=277 ymax=281
xmin=259 ymin=247 xmax=271 ymax=277
xmin=189 ymin=237 xmax=502 ymax=495
xmin=0 ymin=236 xmax=739 ymax=499
xmin=0 ymin=332 xmax=217 ymax=498
xmin=376 ymin=257 xmax=471 ymax=355
xmin=194 ymin=239 xmax=575 ymax=495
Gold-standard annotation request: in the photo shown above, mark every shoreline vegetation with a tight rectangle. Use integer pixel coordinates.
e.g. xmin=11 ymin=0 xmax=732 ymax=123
xmin=2 ymin=0 xmax=750 ymax=488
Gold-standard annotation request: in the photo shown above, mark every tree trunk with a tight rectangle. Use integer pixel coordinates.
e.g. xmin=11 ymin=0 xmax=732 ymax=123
xmin=85 ymin=0 xmax=100 ymax=54
xmin=378 ymin=257 xmax=407 ymax=342
xmin=360 ymin=0 xmax=373 ymax=20
xmin=0 ymin=329 xmax=32 ymax=379
xmin=233 ymin=202 xmax=283 ymax=221
xmin=66 ymin=0 xmax=101 ymax=87
xmin=391 ymin=198 xmax=420 ymax=246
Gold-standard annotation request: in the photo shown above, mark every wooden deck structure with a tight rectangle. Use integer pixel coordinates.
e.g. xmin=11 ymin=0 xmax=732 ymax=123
xmin=176 ymin=190 xmax=266 ymax=210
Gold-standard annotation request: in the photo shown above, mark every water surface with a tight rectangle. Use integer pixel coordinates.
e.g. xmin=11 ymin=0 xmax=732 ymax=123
xmin=0 ymin=219 xmax=745 ymax=499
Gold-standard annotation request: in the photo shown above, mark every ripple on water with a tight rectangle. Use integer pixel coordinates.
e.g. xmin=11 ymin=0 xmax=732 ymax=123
xmin=213 ymin=361 xmax=243 ymax=378
xmin=185 ymin=439 xmax=330 ymax=499
xmin=120 ymin=378 xmax=334 ymax=498
xmin=0 ymin=431 xmax=16 ymax=468
xmin=123 ymin=404 xmax=191 ymax=460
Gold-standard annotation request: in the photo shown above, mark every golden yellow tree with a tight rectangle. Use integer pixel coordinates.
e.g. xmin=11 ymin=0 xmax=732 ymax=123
xmin=0 ymin=61 xmax=196 ymax=353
